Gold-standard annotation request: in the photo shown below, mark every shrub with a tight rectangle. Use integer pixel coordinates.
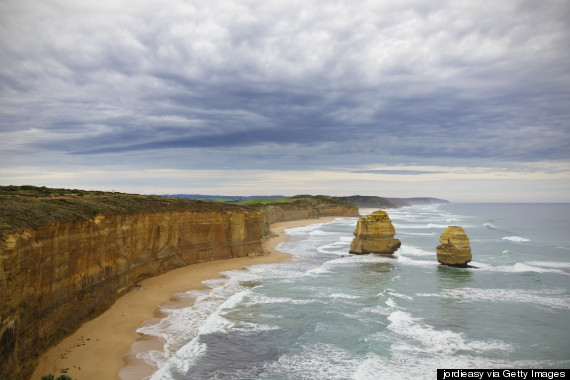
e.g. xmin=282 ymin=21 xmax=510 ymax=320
xmin=40 ymin=374 xmax=74 ymax=380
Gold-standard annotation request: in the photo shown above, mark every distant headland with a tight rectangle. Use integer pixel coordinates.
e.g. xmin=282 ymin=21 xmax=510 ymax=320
xmin=161 ymin=193 xmax=449 ymax=209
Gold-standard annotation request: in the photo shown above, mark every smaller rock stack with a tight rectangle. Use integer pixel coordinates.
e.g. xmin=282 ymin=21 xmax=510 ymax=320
xmin=436 ymin=226 xmax=472 ymax=267
xmin=349 ymin=210 xmax=401 ymax=254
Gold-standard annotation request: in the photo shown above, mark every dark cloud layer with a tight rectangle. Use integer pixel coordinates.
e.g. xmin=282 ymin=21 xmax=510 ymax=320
xmin=1 ymin=0 xmax=569 ymax=173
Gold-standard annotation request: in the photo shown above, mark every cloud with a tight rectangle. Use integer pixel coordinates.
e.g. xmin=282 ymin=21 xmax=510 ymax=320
xmin=2 ymin=163 xmax=569 ymax=202
xmin=1 ymin=0 xmax=569 ymax=199
xmin=352 ymin=169 xmax=444 ymax=175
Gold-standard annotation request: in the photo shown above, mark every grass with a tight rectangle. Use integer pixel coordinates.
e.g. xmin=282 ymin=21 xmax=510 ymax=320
xmin=0 ymin=186 xmax=245 ymax=234
xmin=237 ymin=197 xmax=300 ymax=206
xmin=0 ymin=186 xmax=356 ymax=234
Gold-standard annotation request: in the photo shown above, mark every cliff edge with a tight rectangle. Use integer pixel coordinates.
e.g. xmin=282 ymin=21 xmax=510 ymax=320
xmin=0 ymin=186 xmax=358 ymax=380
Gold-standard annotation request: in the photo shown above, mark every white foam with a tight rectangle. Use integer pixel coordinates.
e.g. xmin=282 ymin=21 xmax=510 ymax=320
xmin=360 ymin=305 xmax=393 ymax=316
xmin=149 ymin=337 xmax=206 ymax=380
xmin=415 ymin=293 xmax=441 ymax=298
xmin=135 ymin=349 xmax=167 ymax=370
xmin=326 ymin=254 xmax=392 ymax=266
xmin=330 ymin=293 xmax=360 ymax=299
xmin=146 ymin=287 xmax=268 ymax=379
xmin=417 ymin=288 xmax=570 ymax=310
xmin=263 ymin=343 xmax=361 ymax=379
xmin=387 ymin=310 xmax=511 ymax=355
xmin=512 ymin=263 xmax=562 ymax=273
xmin=471 ymin=261 xmax=569 ymax=275
xmin=489 ymin=262 xmax=567 ymax=274
xmin=353 ymin=353 xmax=555 ymax=380
xmin=246 ymin=294 xmax=323 ymax=306
xmin=388 ymin=291 xmax=414 ymax=301
xmin=387 ymin=311 xmax=470 ymax=354
xmin=394 ymin=254 xmax=438 ymax=267
xmin=232 ymin=322 xmax=280 ymax=333
xmin=398 ymin=245 xmax=434 ymax=257
xmin=316 ymin=239 xmax=351 ymax=255
xmin=304 ymin=267 xmax=334 ymax=276
xmin=385 ymin=298 xmax=397 ymax=307
xmin=133 ymin=262 xmax=277 ymax=375
xmin=526 ymin=261 xmax=570 ymax=268
xmin=502 ymin=236 xmax=531 ymax=243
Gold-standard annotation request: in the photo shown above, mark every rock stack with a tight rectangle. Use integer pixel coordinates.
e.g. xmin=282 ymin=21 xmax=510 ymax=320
xmin=436 ymin=226 xmax=472 ymax=267
xmin=349 ymin=210 xmax=401 ymax=254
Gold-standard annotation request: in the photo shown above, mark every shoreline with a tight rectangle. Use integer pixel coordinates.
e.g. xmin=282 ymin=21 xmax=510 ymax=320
xmin=32 ymin=216 xmax=341 ymax=380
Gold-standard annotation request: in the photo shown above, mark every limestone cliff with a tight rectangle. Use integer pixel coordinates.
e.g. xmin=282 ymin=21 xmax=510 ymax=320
xmin=349 ymin=210 xmax=401 ymax=254
xmin=260 ymin=203 xmax=359 ymax=237
xmin=0 ymin=187 xmax=358 ymax=380
xmin=0 ymin=210 xmax=263 ymax=379
xmin=436 ymin=226 xmax=472 ymax=266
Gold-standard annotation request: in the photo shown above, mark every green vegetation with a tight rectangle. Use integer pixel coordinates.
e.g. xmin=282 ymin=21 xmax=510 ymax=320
xmin=0 ymin=186 xmax=245 ymax=234
xmin=237 ymin=197 xmax=299 ymax=206
xmin=291 ymin=195 xmax=352 ymax=206
xmin=0 ymin=186 xmax=356 ymax=234
xmin=41 ymin=374 xmax=74 ymax=380
xmin=235 ymin=195 xmax=351 ymax=209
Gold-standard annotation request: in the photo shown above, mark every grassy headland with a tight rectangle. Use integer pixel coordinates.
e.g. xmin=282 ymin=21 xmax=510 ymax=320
xmin=0 ymin=186 xmax=355 ymax=234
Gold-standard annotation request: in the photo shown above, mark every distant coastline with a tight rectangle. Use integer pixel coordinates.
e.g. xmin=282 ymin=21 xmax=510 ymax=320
xmin=160 ymin=193 xmax=450 ymax=209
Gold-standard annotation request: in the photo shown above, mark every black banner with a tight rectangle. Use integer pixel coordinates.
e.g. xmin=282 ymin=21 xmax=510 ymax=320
xmin=437 ymin=369 xmax=569 ymax=380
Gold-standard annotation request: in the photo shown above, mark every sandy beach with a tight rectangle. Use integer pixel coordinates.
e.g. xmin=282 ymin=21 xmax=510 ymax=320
xmin=32 ymin=217 xmax=339 ymax=380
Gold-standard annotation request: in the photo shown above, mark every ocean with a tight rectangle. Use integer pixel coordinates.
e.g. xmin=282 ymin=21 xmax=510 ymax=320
xmin=125 ymin=203 xmax=570 ymax=379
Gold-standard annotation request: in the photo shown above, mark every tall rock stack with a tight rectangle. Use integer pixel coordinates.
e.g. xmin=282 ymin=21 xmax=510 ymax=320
xmin=436 ymin=226 xmax=472 ymax=267
xmin=349 ymin=210 xmax=401 ymax=254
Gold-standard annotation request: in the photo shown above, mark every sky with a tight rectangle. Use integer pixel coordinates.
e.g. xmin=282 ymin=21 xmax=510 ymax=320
xmin=1 ymin=0 xmax=569 ymax=202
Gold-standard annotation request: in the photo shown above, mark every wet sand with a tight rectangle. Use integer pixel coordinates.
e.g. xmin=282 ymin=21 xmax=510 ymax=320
xmin=32 ymin=217 xmax=339 ymax=380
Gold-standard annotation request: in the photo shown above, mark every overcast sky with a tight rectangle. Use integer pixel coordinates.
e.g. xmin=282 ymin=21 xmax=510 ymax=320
xmin=1 ymin=0 xmax=569 ymax=202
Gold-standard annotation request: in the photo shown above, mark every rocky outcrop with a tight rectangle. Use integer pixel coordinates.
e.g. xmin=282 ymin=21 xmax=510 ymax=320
xmin=0 ymin=210 xmax=263 ymax=380
xmin=349 ymin=211 xmax=401 ymax=254
xmin=436 ymin=226 xmax=472 ymax=267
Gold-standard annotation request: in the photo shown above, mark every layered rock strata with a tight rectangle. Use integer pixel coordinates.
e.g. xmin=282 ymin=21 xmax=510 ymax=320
xmin=260 ymin=204 xmax=359 ymax=237
xmin=0 ymin=201 xmax=358 ymax=380
xmin=349 ymin=210 xmax=401 ymax=254
xmin=0 ymin=210 xmax=263 ymax=379
xmin=436 ymin=226 xmax=472 ymax=266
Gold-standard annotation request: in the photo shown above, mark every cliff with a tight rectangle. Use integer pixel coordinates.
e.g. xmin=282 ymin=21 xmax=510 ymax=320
xmin=349 ymin=210 xmax=401 ymax=254
xmin=0 ymin=187 xmax=357 ymax=380
xmin=254 ymin=196 xmax=359 ymax=236
xmin=0 ymin=210 xmax=263 ymax=379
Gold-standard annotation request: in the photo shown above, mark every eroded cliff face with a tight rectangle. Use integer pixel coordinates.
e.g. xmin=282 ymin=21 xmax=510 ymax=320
xmin=260 ymin=205 xmax=359 ymax=237
xmin=0 ymin=197 xmax=359 ymax=380
xmin=0 ymin=210 xmax=263 ymax=380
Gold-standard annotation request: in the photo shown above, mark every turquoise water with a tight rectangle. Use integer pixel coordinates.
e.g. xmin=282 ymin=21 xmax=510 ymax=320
xmin=134 ymin=204 xmax=570 ymax=379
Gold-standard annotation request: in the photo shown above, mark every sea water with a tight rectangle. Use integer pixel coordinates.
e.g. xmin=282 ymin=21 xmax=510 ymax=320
xmin=127 ymin=203 xmax=570 ymax=379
